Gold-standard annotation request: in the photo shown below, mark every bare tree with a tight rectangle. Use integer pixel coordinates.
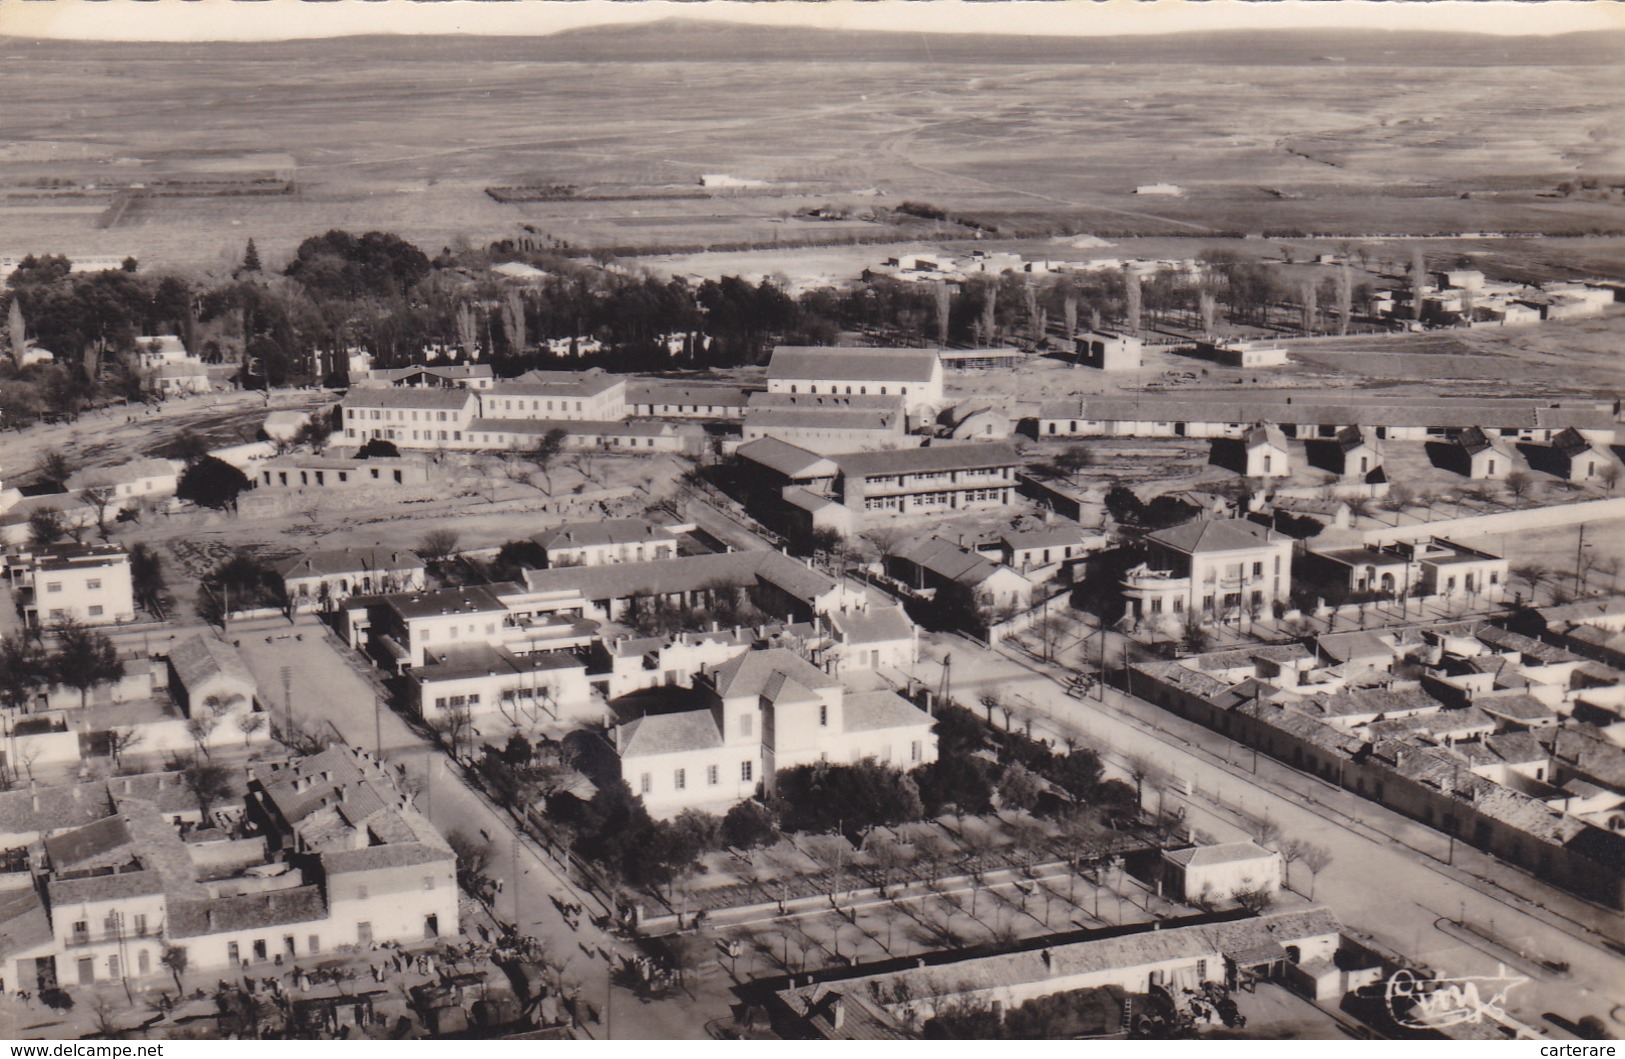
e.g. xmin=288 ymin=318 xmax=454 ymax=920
xmin=1278 ymin=838 xmax=1305 ymax=892
xmin=1410 ymin=246 xmax=1427 ymax=322
xmin=1123 ymin=270 xmax=1142 ymax=333
xmin=1248 ymin=815 xmax=1282 ymax=850
xmin=1302 ymin=843 xmax=1334 ymax=899
xmin=1062 ymin=287 xmax=1079 ymax=340
xmin=418 ymin=528 xmax=461 ymax=564
xmin=1504 ymin=470 xmax=1534 ymax=503
xmin=108 ymin=726 xmax=144 ymax=768
xmin=1600 ymin=462 xmax=1622 ymax=494
xmin=82 ymin=485 xmax=118 ymax=536
xmin=1198 ymin=290 xmax=1217 ymax=335
xmin=1336 ymin=263 xmax=1353 ymax=335
xmin=933 ymin=281 xmax=951 ymax=349
xmin=186 ymin=709 xmax=220 ymax=759
xmin=1299 ymin=279 xmax=1317 ymax=332
xmin=234 ymin=710 xmax=266 ymax=747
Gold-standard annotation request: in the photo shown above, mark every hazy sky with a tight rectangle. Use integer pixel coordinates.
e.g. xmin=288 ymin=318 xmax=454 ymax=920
xmin=3 ymin=0 xmax=1620 ymax=43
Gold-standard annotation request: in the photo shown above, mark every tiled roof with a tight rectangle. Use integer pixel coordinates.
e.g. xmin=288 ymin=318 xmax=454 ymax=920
xmin=167 ymin=635 xmax=256 ymax=698
xmin=709 ymin=648 xmax=838 ymax=700
xmin=894 ymin=536 xmax=1010 ymax=588
xmin=535 ymin=518 xmax=676 ymax=552
xmin=746 ymin=407 xmax=900 ymax=431
xmin=167 ymin=886 xmax=328 ymax=939
xmin=322 ymin=842 xmax=453 ymax=876
xmin=1164 ymin=841 xmax=1276 ymax=868
xmin=45 ymin=815 xmax=133 ymax=870
xmin=749 ymin=392 xmax=904 ymax=412
xmin=616 ymin=710 xmax=724 ymax=758
xmin=836 ymin=442 xmax=1019 ymax=479
xmin=1336 ymin=425 xmax=1380 ymax=453
xmin=1476 ymin=693 xmax=1557 ymax=724
xmin=507 ymin=368 xmax=624 ymax=397
xmin=830 ymin=605 xmax=915 ymax=646
xmin=468 ymin=418 xmax=674 ymax=438
xmin=841 ymin=691 xmax=932 ymax=734
xmin=1146 ymin=518 xmax=1279 ymax=555
xmin=0 ymin=784 xmax=114 ymax=838
xmin=1246 ymin=423 xmax=1288 ymax=450
xmin=736 ymin=437 xmax=839 ymax=478
xmin=66 ymin=459 xmax=178 ymax=490
xmin=279 ymin=547 xmax=423 ymax=581
xmin=341 ymin=388 xmax=475 ymax=411
xmin=769 ymin=346 xmax=939 ymax=384
xmin=522 ymin=551 xmax=839 ymax=607
xmin=627 ymin=381 xmax=749 ymax=408
xmin=0 ymin=889 xmax=52 ymax=960
xmin=49 ymin=867 xmax=166 ymax=905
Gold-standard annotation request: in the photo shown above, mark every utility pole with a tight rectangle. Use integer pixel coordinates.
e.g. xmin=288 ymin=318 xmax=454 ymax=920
xmin=1574 ymin=523 xmax=1587 ymax=595
xmin=280 ymin=665 xmax=292 ymax=740
xmin=374 ymin=692 xmax=382 ymax=757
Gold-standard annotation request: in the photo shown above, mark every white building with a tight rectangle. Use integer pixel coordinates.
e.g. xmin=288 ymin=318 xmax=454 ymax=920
xmin=767 ymin=346 xmax=944 ymax=419
xmin=613 ymin=648 xmax=937 ymax=818
xmin=477 ymin=369 xmax=627 ymax=422
xmin=339 ymin=388 xmax=480 ymax=449
xmin=21 ymin=544 xmax=135 ymax=627
xmin=1122 ymin=519 xmax=1294 ymax=628
xmin=279 ymin=547 xmax=427 ymax=611
xmin=535 ymin=518 xmax=679 ymax=568
xmin=132 ymin=335 xmax=188 ymax=371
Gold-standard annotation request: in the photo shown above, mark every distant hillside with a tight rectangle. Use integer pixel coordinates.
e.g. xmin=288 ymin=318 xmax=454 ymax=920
xmin=3 ymin=20 xmax=1623 ymax=67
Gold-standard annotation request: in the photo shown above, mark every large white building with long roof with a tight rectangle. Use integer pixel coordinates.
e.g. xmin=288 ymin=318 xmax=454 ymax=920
xmin=767 ymin=345 xmax=944 ymax=418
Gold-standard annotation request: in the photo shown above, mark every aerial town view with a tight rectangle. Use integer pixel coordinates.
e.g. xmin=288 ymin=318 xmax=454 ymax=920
xmin=0 ymin=0 xmax=1622 ymax=1046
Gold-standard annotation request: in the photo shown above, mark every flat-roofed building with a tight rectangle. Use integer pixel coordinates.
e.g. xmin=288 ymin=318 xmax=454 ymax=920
xmin=767 ymin=345 xmax=943 ymax=418
xmin=21 ymin=543 xmax=134 ymax=627
xmin=1075 ymin=329 xmax=1143 ymax=371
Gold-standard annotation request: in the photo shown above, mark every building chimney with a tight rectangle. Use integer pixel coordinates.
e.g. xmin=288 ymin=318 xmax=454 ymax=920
xmin=830 ymin=996 xmax=846 ymax=1031
xmin=1042 ymin=949 xmax=1053 ymax=971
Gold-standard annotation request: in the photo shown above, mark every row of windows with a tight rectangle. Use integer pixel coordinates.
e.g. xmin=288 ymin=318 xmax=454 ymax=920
xmin=433 ymin=694 xmax=481 ymax=709
xmin=44 ymin=579 xmax=104 ymax=593
xmin=788 ymin=384 xmax=910 ymax=396
xmin=349 ymin=408 xmax=460 ymax=422
xmin=489 ymin=398 xmax=588 ymax=414
xmin=641 ymin=760 xmax=753 ymax=793
xmin=420 ymin=622 xmax=499 ymax=643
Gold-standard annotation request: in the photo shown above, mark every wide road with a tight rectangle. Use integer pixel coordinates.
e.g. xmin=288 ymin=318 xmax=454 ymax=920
xmin=234 ymin=613 xmax=736 ymax=1039
xmin=921 ymin=632 xmax=1625 ymax=1036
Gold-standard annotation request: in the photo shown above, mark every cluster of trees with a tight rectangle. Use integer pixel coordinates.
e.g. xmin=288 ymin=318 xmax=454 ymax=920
xmin=196 ymin=549 xmax=286 ymax=625
xmin=913 ymin=702 xmax=1139 ymax=825
xmin=1103 ymin=483 xmax=1207 ymax=534
xmin=0 ymin=622 xmax=126 ymax=776
xmin=537 ymin=780 xmax=780 ymax=891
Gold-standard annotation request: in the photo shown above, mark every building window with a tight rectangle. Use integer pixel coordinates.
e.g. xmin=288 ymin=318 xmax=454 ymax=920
xmin=911 ymin=740 xmax=921 ymax=762
xmin=674 ymin=768 xmax=686 ymax=790
xmin=46 ymin=582 xmax=62 ymax=594
xmin=640 ymin=773 xmax=651 ymax=795
xmin=86 ymin=579 xmax=102 ymax=591
xmin=423 ymin=876 xmax=435 ymax=890
xmin=739 ymin=714 xmax=753 ymax=738
xmin=227 ymin=941 xmax=240 ymax=964
xmin=308 ymin=935 xmax=320 ymax=954
xmin=134 ymin=914 xmax=148 ymax=936
xmin=819 ymin=704 xmax=828 ymax=727
xmin=741 ymin=760 xmax=753 ymax=782
xmin=88 ymin=605 xmax=104 ymax=617
xmin=1252 ymin=562 xmax=1262 ymax=578
xmin=707 ymin=764 xmax=718 ymax=786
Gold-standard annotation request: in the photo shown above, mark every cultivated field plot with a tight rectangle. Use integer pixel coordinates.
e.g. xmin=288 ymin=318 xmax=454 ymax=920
xmin=3 ymin=31 xmax=1622 ymax=270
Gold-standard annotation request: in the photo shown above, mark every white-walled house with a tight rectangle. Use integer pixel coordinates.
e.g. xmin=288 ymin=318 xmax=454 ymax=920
xmin=613 ymin=648 xmax=936 ymax=818
xmin=1161 ymin=842 xmax=1285 ymax=904
xmin=20 ymin=544 xmax=135 ymax=627
xmin=535 ymin=519 xmax=679 ymax=568
xmin=1244 ymin=424 xmax=1291 ymax=479
xmin=1123 ymin=519 xmax=1293 ymax=627
xmin=280 ymin=547 xmax=426 ymax=611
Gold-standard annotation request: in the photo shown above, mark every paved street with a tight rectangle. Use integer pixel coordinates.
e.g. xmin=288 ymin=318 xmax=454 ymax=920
xmin=916 ymin=631 xmax=1625 ymax=1036
xmin=233 ymin=613 xmax=737 ymax=1038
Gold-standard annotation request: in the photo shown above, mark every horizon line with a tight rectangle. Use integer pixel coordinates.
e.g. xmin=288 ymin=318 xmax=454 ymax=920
xmin=2 ymin=1 xmax=1621 ymax=44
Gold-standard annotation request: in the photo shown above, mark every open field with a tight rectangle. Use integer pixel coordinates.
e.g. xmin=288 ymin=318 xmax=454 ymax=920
xmin=2 ymin=27 xmax=1623 ymax=272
